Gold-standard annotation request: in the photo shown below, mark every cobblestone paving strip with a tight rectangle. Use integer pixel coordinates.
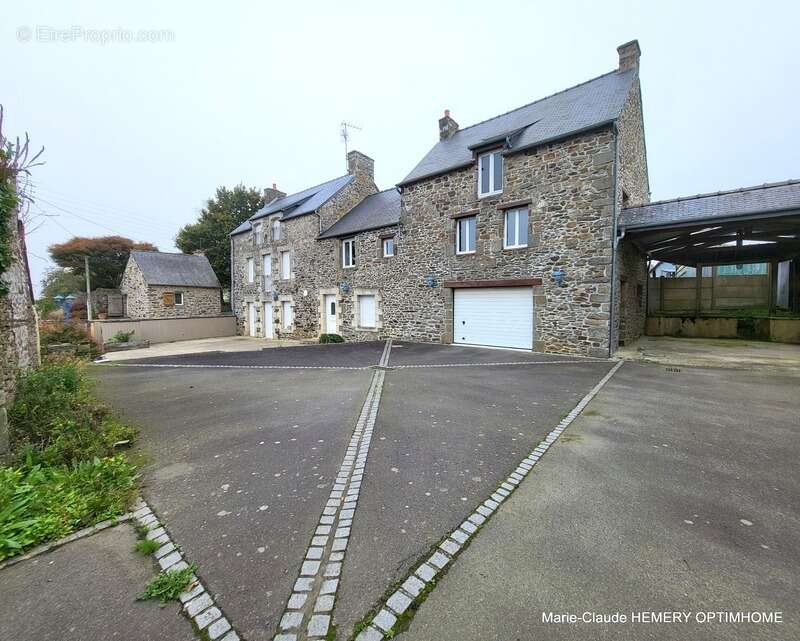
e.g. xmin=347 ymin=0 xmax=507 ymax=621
xmin=273 ymin=340 xmax=391 ymax=641
xmin=351 ymin=361 xmax=625 ymax=641
xmin=131 ymin=498 xmax=241 ymax=641
xmin=393 ymin=359 xmax=609 ymax=369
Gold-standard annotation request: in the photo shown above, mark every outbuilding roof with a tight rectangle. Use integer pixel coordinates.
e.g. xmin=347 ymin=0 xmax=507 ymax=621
xmin=620 ymin=180 xmax=800 ymax=229
xmin=400 ymin=68 xmax=637 ymax=186
xmin=230 ymin=174 xmax=355 ymax=237
xmin=318 ymin=189 xmax=401 ymax=239
xmin=130 ymin=251 xmax=221 ymax=288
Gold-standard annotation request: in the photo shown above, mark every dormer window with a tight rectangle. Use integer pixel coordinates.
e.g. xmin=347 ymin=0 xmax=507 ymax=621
xmin=271 ymin=217 xmax=281 ymax=241
xmin=254 ymin=222 xmax=263 ymax=245
xmin=478 ymin=151 xmax=503 ymax=197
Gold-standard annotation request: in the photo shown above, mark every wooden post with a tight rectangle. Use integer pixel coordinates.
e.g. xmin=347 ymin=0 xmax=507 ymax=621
xmin=768 ymin=259 xmax=778 ymax=315
xmin=695 ymin=264 xmax=702 ymax=314
xmin=84 ymin=255 xmax=93 ymax=322
xmin=710 ymin=265 xmax=716 ymax=312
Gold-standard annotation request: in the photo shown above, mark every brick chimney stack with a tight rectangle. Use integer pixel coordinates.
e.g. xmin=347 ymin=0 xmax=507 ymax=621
xmin=438 ymin=109 xmax=459 ymax=140
xmin=617 ymin=40 xmax=641 ymax=72
xmin=347 ymin=150 xmax=375 ymax=183
xmin=263 ymin=183 xmax=286 ymax=203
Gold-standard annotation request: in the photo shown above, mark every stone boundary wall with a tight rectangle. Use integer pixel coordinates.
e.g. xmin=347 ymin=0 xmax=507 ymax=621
xmin=0 ymin=215 xmax=40 ymax=459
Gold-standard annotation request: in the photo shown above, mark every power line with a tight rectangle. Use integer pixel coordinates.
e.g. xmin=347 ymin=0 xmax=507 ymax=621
xmin=27 ymin=181 xmax=167 ymax=226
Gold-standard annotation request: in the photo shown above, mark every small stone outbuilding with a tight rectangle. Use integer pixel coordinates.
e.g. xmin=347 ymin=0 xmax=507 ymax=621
xmin=120 ymin=251 xmax=222 ymax=319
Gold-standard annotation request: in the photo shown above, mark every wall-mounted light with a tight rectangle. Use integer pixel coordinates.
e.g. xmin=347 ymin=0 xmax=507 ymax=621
xmin=552 ymin=267 xmax=565 ymax=287
xmin=339 ymin=281 xmax=351 ymax=295
xmin=424 ymin=274 xmax=437 ymax=288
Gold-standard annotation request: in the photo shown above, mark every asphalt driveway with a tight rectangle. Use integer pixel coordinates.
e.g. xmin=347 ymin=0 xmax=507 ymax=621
xmin=95 ymin=364 xmax=373 ymax=641
xmin=333 ymin=360 xmax=613 ymax=634
xmin=92 ymin=341 xmax=613 ymax=640
xmin=401 ymin=362 xmax=800 ymax=641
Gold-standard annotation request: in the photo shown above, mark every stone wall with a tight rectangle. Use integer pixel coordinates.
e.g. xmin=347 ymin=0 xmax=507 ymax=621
xmin=121 ymin=257 xmax=221 ymax=319
xmin=397 ymin=128 xmax=618 ymax=357
xmin=0 ymin=215 xmax=40 ymax=458
xmin=231 ymin=158 xmax=377 ymax=339
xmin=614 ymin=77 xmax=650 ymax=347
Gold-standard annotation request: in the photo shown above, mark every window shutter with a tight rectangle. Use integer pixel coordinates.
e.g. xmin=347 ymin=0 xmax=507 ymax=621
xmin=163 ymin=292 xmax=175 ymax=307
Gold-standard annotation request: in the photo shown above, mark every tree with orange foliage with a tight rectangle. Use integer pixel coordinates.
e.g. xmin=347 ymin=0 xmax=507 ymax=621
xmin=48 ymin=236 xmax=157 ymax=289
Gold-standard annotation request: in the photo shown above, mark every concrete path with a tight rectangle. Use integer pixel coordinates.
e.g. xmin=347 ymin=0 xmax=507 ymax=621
xmin=99 ymin=336 xmax=309 ymax=362
xmin=618 ymin=335 xmax=800 ymax=375
xmin=401 ymin=362 xmax=799 ymax=641
xmin=0 ymin=524 xmax=194 ymax=641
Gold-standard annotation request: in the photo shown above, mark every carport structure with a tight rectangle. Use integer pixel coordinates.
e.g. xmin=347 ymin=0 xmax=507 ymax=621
xmin=620 ymin=180 xmax=800 ymax=333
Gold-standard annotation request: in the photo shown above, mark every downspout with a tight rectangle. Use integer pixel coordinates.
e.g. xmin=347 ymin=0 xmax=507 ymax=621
xmin=608 ymin=122 xmax=620 ymax=358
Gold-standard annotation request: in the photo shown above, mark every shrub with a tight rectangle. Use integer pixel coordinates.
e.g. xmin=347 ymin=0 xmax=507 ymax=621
xmin=8 ymin=358 xmax=135 ymax=467
xmin=39 ymin=322 xmax=101 ymax=359
xmin=319 ymin=333 xmax=344 ymax=344
xmin=0 ymin=456 xmax=137 ymax=560
xmin=107 ymin=330 xmax=135 ymax=345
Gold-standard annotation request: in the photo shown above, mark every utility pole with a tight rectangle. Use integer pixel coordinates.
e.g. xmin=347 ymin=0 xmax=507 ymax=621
xmin=84 ymin=255 xmax=92 ymax=322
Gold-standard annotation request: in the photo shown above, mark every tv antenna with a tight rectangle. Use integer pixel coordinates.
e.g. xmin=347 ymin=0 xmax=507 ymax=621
xmin=340 ymin=121 xmax=362 ymax=164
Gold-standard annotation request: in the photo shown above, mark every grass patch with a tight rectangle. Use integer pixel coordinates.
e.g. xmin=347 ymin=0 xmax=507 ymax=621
xmin=135 ymin=538 xmax=160 ymax=555
xmin=0 ymin=357 xmax=138 ymax=561
xmin=138 ymin=564 xmax=197 ymax=606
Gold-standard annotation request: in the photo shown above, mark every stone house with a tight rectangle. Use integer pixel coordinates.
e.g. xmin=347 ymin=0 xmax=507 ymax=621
xmin=230 ymin=153 xmax=378 ymax=339
xmin=120 ymin=251 xmax=222 ymax=319
xmin=230 ymin=40 xmax=649 ymax=356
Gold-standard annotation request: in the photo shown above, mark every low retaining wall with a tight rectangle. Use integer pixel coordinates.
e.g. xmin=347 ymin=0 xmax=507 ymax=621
xmin=90 ymin=315 xmax=236 ymax=345
xmin=646 ymin=316 xmax=800 ymax=343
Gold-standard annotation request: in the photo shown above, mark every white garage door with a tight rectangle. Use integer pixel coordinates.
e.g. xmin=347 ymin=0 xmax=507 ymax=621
xmin=454 ymin=287 xmax=533 ymax=350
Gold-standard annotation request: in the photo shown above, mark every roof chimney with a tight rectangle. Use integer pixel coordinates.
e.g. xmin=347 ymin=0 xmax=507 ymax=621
xmin=263 ymin=183 xmax=286 ymax=204
xmin=617 ymin=40 xmax=641 ymax=72
xmin=439 ymin=109 xmax=459 ymax=140
xmin=347 ymin=150 xmax=374 ymax=183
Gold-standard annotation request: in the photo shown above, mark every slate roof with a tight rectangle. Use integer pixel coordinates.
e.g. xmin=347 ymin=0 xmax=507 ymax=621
xmin=131 ymin=251 xmax=221 ymax=288
xmin=400 ymin=69 xmax=637 ymax=186
xmin=621 ymin=180 xmax=800 ymax=229
xmin=318 ymin=189 xmax=401 ymax=239
xmin=230 ymin=174 xmax=355 ymax=236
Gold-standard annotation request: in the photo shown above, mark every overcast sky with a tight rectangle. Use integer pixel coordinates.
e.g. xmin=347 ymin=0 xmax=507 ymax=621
xmin=4 ymin=1 xmax=799 ymax=294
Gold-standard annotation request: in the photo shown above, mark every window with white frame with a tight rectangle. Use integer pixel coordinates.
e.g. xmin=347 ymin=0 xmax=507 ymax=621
xmin=263 ymin=254 xmax=272 ymax=282
xmin=456 ymin=216 xmax=477 ymax=254
xmin=504 ymin=208 xmax=529 ymax=249
xmin=342 ymin=238 xmax=356 ymax=268
xmin=247 ymin=257 xmax=255 ymax=283
xmin=254 ymin=222 xmax=263 ymax=245
xmin=271 ymin=218 xmax=281 ymax=241
xmin=382 ymin=237 xmax=394 ymax=258
xmin=358 ymin=294 xmax=376 ymax=329
xmin=174 ymin=292 xmax=184 ymax=306
xmin=478 ymin=151 xmax=503 ymax=197
xmin=281 ymin=301 xmax=293 ymax=329
xmin=280 ymin=251 xmax=291 ymax=279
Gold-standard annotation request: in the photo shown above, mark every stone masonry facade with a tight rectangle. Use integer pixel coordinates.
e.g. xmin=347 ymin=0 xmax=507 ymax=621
xmin=120 ymin=257 xmax=222 ymax=320
xmin=231 ymin=42 xmax=650 ymax=356
xmin=231 ymin=153 xmax=378 ymax=339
